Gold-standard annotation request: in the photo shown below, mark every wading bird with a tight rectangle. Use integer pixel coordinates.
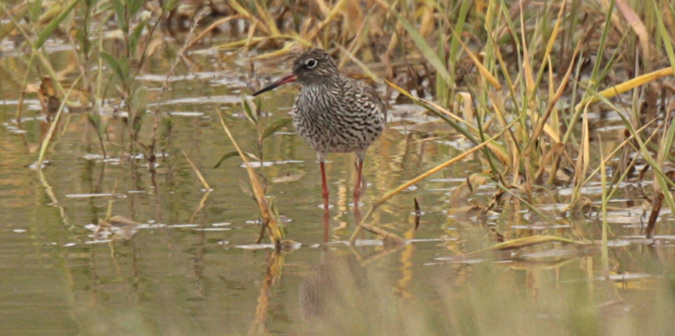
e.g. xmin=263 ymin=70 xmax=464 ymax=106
xmin=253 ymin=49 xmax=386 ymax=213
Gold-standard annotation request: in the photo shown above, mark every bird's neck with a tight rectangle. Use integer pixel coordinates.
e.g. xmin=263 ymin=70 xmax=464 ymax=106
xmin=300 ymin=77 xmax=342 ymax=101
xmin=303 ymin=74 xmax=341 ymax=89
xmin=296 ymin=76 xmax=343 ymax=117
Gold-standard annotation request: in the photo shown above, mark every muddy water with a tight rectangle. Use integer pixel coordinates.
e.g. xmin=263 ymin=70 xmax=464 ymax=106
xmin=1 ymin=48 xmax=674 ymax=335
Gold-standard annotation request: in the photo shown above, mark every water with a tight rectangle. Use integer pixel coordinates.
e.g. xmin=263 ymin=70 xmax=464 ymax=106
xmin=1 ymin=48 xmax=674 ymax=335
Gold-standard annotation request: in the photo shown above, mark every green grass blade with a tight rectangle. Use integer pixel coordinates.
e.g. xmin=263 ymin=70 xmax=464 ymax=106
xmin=35 ymin=0 xmax=82 ymax=49
xmin=392 ymin=11 xmax=454 ymax=87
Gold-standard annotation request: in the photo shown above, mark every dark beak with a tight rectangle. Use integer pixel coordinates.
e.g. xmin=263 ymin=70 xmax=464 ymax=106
xmin=252 ymin=74 xmax=297 ymax=96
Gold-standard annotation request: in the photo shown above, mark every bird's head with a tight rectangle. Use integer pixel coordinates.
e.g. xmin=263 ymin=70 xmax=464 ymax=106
xmin=253 ymin=49 xmax=338 ymax=96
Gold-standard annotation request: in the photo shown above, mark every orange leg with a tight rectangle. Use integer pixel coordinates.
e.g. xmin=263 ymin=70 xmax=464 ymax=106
xmin=320 ymin=161 xmax=329 ymax=210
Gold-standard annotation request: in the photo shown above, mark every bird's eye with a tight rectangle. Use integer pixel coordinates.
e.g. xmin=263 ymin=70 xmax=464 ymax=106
xmin=305 ymin=58 xmax=318 ymax=69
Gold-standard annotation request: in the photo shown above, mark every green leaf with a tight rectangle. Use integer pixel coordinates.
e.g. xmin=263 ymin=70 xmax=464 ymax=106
xmin=110 ymin=0 xmax=128 ymax=33
xmin=118 ymin=55 xmax=130 ymax=80
xmin=130 ymin=82 xmax=147 ymax=112
xmin=75 ymin=28 xmax=88 ymax=54
xmin=213 ymin=151 xmax=240 ymax=168
xmin=129 ymin=19 xmax=148 ymax=56
xmin=213 ymin=151 xmax=260 ymax=168
xmin=87 ymin=111 xmax=101 ymax=128
xmin=261 ymin=118 xmax=292 ymax=141
xmin=35 ymin=0 xmax=82 ymax=49
xmin=87 ymin=111 xmax=107 ymax=136
xmin=100 ymin=51 xmax=125 ymax=82
xmin=241 ymin=96 xmax=258 ymax=124
xmin=127 ymin=0 xmax=143 ymax=16
xmin=92 ymin=0 xmax=113 ymax=16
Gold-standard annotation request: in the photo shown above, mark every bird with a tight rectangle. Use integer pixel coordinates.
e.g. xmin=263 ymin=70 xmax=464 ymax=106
xmin=253 ymin=48 xmax=386 ymax=212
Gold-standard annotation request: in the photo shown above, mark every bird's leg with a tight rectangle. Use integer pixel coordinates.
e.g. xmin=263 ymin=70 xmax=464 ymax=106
xmin=320 ymin=160 xmax=329 ymax=210
xmin=353 ymin=158 xmax=364 ymax=202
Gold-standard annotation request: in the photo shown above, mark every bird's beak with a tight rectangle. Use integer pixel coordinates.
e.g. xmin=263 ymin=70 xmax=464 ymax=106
xmin=252 ymin=74 xmax=297 ymax=96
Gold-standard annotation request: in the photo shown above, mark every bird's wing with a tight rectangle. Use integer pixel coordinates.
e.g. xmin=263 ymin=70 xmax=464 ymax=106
xmin=343 ymin=78 xmax=387 ymax=122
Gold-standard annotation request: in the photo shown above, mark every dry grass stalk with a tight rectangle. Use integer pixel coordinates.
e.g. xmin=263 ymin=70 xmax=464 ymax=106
xmin=218 ymin=111 xmax=284 ymax=247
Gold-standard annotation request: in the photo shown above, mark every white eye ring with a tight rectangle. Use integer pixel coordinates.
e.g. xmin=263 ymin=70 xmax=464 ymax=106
xmin=305 ymin=58 xmax=318 ymax=69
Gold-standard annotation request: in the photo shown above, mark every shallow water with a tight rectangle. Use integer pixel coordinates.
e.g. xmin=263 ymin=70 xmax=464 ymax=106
xmin=1 ymin=46 xmax=674 ymax=335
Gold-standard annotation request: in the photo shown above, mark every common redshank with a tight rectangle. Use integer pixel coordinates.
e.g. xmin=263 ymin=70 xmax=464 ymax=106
xmin=253 ymin=48 xmax=386 ymax=212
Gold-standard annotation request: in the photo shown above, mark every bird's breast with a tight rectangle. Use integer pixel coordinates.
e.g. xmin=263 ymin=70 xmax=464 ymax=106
xmin=290 ymin=86 xmax=385 ymax=154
